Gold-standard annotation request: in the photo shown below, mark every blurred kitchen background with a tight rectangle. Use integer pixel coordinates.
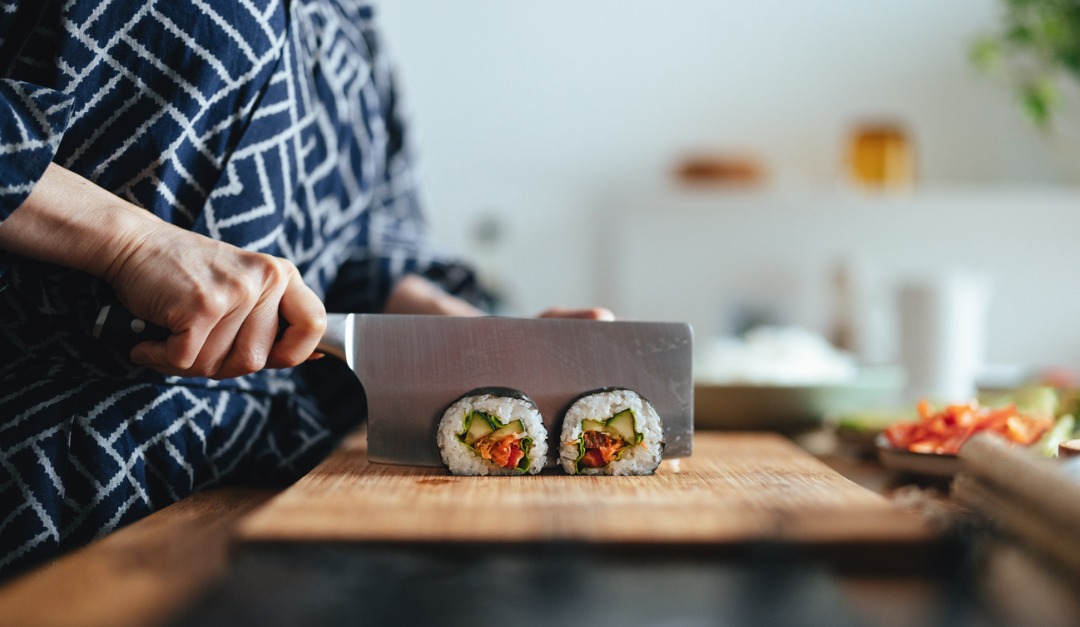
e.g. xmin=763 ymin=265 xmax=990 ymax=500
xmin=379 ymin=0 xmax=1080 ymax=380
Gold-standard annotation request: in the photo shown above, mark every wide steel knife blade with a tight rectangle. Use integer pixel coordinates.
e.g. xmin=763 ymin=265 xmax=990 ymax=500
xmin=95 ymin=308 xmax=694 ymax=466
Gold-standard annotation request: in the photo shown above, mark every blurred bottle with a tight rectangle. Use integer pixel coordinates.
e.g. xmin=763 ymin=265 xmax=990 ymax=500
xmin=846 ymin=122 xmax=915 ymax=191
xmin=829 ymin=259 xmax=856 ymax=353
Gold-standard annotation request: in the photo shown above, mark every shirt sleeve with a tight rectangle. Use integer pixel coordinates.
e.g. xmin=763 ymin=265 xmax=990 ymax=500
xmin=324 ymin=69 xmax=491 ymax=314
xmin=0 ymin=78 xmax=74 ymax=286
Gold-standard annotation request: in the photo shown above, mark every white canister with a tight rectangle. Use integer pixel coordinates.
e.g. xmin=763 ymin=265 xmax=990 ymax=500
xmin=896 ymin=273 xmax=990 ymax=403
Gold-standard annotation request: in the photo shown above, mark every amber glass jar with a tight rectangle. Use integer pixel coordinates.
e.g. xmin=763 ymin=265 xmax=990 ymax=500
xmin=846 ymin=123 xmax=914 ymax=191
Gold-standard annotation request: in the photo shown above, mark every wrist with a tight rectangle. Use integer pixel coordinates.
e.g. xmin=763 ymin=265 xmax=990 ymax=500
xmin=97 ymin=204 xmax=167 ymax=284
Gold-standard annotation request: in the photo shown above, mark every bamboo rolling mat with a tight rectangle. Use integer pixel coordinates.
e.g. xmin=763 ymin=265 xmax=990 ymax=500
xmin=238 ymin=432 xmax=936 ymax=546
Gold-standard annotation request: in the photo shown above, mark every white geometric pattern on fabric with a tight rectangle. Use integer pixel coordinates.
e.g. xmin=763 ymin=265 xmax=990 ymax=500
xmin=0 ymin=0 xmax=488 ymax=578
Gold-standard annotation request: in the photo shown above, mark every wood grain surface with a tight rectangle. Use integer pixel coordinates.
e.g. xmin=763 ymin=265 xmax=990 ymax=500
xmin=238 ymin=432 xmax=937 ymax=546
xmin=0 ymin=489 xmax=275 ymax=627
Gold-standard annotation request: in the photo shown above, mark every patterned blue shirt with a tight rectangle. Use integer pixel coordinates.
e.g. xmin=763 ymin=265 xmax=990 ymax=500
xmin=0 ymin=0 xmax=486 ymax=577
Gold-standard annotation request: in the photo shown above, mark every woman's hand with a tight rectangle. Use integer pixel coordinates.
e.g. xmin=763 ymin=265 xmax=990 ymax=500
xmin=105 ymin=223 xmax=325 ymax=379
xmin=537 ymin=307 xmax=615 ymax=321
xmin=0 ymin=163 xmax=326 ymax=379
xmin=383 ymin=274 xmax=615 ymax=321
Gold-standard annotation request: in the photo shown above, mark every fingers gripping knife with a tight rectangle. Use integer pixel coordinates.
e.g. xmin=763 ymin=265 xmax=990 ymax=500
xmin=94 ymin=306 xmax=695 ymax=466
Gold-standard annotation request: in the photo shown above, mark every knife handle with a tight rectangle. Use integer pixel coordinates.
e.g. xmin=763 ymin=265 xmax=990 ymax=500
xmin=92 ymin=304 xmax=170 ymax=353
xmin=93 ymin=303 xmax=349 ymax=363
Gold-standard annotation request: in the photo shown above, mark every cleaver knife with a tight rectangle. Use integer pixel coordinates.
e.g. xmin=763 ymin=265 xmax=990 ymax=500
xmin=94 ymin=306 xmax=694 ymax=466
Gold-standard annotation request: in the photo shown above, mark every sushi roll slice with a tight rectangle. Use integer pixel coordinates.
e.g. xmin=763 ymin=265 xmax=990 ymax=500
xmin=437 ymin=387 xmax=548 ymax=475
xmin=559 ymin=388 xmax=664 ymax=475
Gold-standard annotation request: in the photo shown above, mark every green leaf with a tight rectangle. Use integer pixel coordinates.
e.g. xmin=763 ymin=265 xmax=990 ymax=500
xmin=516 ymin=437 xmax=533 ymax=472
xmin=1038 ymin=16 xmax=1071 ymax=50
xmin=971 ymin=37 xmax=1002 ymax=71
xmin=1005 ymin=24 xmax=1034 ymax=45
xmin=1018 ymin=81 xmax=1056 ymax=127
xmin=1058 ymin=48 xmax=1080 ymax=74
xmin=573 ymin=433 xmax=586 ymax=474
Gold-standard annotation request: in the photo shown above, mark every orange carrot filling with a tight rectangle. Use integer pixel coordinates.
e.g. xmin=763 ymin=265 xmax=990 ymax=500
xmin=578 ymin=431 xmax=628 ymax=468
xmin=473 ymin=434 xmax=524 ymax=469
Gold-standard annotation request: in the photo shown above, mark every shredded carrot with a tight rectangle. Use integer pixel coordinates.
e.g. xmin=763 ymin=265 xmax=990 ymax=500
xmin=474 ymin=434 xmax=522 ymax=469
xmin=582 ymin=431 xmax=628 ymax=466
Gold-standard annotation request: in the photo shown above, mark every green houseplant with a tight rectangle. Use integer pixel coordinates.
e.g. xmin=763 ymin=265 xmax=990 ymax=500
xmin=973 ymin=0 xmax=1080 ymax=128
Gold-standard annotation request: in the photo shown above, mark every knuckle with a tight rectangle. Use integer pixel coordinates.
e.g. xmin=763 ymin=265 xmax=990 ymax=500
xmin=190 ymin=288 xmax=227 ymax=317
xmin=308 ymin=308 xmax=328 ymax=335
xmin=189 ymin=364 xmax=217 ymax=378
xmin=232 ymin=254 xmax=291 ymax=304
xmin=233 ymin=348 xmax=267 ymax=374
xmin=166 ymin=355 xmax=191 ymax=371
xmin=271 ymin=256 xmax=294 ymax=280
xmin=255 ymin=253 xmax=290 ymax=283
xmin=165 ymin=343 xmax=197 ymax=371
xmin=185 ymin=354 xmax=223 ymax=378
xmin=232 ymin=280 xmax=260 ymax=305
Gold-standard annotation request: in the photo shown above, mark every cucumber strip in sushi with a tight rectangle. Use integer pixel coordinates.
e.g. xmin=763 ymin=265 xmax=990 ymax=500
xmin=437 ymin=387 xmax=548 ymax=475
xmin=559 ymin=388 xmax=664 ymax=475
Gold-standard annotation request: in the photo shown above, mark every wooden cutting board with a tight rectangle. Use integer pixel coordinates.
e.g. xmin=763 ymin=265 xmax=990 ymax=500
xmin=237 ymin=432 xmax=937 ymax=547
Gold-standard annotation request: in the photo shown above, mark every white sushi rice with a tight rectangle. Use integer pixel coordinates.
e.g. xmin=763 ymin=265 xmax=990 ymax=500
xmin=559 ymin=388 xmax=664 ymax=476
xmin=437 ymin=392 xmax=548 ymax=476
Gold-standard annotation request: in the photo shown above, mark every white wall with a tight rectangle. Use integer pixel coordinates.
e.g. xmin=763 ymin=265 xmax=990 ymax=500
xmin=601 ymin=187 xmax=1080 ymax=369
xmin=377 ymin=1 xmax=1080 ymax=368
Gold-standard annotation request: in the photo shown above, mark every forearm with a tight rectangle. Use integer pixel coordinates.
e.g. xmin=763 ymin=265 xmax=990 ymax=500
xmin=382 ymin=274 xmax=486 ymax=316
xmin=0 ymin=162 xmax=157 ymax=279
xmin=0 ymin=162 xmax=325 ymax=378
